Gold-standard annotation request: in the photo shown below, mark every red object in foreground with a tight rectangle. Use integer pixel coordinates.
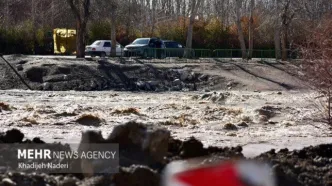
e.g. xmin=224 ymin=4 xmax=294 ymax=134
xmin=174 ymin=162 xmax=245 ymax=186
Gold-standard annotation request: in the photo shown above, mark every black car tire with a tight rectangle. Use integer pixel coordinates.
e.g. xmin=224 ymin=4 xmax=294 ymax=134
xmin=100 ymin=52 xmax=106 ymax=58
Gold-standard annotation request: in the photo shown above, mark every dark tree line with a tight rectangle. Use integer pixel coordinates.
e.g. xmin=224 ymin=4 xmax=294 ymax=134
xmin=0 ymin=0 xmax=331 ymax=58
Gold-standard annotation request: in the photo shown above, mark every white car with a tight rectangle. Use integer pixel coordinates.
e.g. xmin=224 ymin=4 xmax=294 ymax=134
xmin=85 ymin=40 xmax=124 ymax=57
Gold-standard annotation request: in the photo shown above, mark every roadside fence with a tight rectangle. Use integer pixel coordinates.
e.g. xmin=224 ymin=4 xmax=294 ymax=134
xmin=116 ymin=48 xmax=300 ymax=63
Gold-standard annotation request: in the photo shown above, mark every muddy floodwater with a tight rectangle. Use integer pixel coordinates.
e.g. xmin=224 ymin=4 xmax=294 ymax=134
xmin=0 ymin=89 xmax=331 ymax=158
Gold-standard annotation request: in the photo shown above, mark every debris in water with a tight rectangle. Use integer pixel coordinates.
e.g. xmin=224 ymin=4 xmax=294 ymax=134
xmin=0 ymin=102 xmax=11 ymax=111
xmin=112 ymin=108 xmax=141 ymax=116
xmin=76 ymin=114 xmax=103 ymax=126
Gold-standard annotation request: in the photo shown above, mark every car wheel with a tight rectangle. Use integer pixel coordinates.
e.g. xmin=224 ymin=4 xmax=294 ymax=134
xmin=100 ymin=52 xmax=106 ymax=58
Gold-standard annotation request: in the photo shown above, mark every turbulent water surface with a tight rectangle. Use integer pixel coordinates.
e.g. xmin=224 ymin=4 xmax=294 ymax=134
xmin=0 ymin=89 xmax=331 ymax=157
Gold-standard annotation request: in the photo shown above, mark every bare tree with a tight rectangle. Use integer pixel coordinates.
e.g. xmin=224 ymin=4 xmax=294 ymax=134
xmin=67 ymin=0 xmax=91 ymax=58
xmin=184 ymin=0 xmax=201 ymax=58
xmin=280 ymin=0 xmax=295 ymax=61
xmin=301 ymin=15 xmax=332 ymax=125
xmin=110 ymin=0 xmax=118 ymax=57
xmin=248 ymin=0 xmax=255 ymax=59
xmin=274 ymin=0 xmax=282 ymax=59
xmin=234 ymin=0 xmax=247 ymax=59
xmin=31 ymin=0 xmax=38 ymax=54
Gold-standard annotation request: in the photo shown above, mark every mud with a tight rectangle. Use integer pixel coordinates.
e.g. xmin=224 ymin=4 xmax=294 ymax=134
xmin=0 ymin=56 xmax=216 ymax=91
xmin=0 ymin=128 xmax=331 ymax=186
xmin=257 ymin=144 xmax=332 ymax=186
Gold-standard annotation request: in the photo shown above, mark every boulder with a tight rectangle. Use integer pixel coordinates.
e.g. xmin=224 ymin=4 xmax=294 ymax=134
xmin=136 ymin=81 xmax=146 ymax=90
xmin=1 ymin=178 xmax=16 ymax=186
xmin=223 ymin=123 xmax=238 ymax=130
xmin=256 ymin=106 xmax=279 ymax=119
xmin=16 ymin=64 xmax=23 ymax=71
xmin=43 ymin=75 xmax=69 ymax=82
xmin=180 ymin=70 xmax=190 ymax=81
xmin=173 ymin=79 xmax=182 ymax=86
xmin=25 ymin=67 xmax=47 ymax=83
xmin=179 ymin=137 xmax=207 ymax=159
xmin=2 ymin=129 xmax=24 ymax=143
xmin=108 ymin=121 xmax=170 ymax=164
xmin=112 ymin=165 xmax=160 ymax=186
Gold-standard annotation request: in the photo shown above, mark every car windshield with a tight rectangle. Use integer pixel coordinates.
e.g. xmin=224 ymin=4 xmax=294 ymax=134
xmin=132 ymin=39 xmax=149 ymax=45
xmin=91 ymin=41 xmax=101 ymax=46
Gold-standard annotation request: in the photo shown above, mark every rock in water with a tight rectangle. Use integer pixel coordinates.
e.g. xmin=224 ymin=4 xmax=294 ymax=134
xmin=3 ymin=129 xmax=24 ymax=143
xmin=108 ymin=121 xmax=170 ymax=164
xmin=78 ymin=121 xmax=170 ymax=175
xmin=179 ymin=137 xmax=207 ymax=158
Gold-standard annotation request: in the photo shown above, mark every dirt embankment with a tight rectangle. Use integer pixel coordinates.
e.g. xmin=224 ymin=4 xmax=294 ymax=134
xmin=0 ymin=55 xmax=306 ymax=91
xmin=0 ymin=55 xmax=216 ymax=91
xmin=0 ymin=126 xmax=331 ymax=186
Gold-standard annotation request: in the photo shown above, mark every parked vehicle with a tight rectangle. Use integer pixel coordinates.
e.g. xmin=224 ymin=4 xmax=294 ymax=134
xmin=85 ymin=40 xmax=123 ymax=57
xmin=124 ymin=38 xmax=166 ymax=58
xmin=163 ymin=40 xmax=185 ymax=58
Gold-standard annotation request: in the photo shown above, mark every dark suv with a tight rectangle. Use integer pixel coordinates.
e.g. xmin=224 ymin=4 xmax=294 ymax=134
xmin=124 ymin=38 xmax=165 ymax=58
xmin=163 ymin=40 xmax=185 ymax=57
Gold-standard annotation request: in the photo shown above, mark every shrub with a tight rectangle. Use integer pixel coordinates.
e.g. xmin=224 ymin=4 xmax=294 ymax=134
xmin=300 ymin=14 xmax=332 ymax=125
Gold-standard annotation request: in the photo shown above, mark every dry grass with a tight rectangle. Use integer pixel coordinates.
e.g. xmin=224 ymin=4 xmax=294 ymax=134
xmin=76 ymin=114 xmax=103 ymax=126
xmin=0 ymin=102 xmax=11 ymax=111
xmin=112 ymin=108 xmax=141 ymax=115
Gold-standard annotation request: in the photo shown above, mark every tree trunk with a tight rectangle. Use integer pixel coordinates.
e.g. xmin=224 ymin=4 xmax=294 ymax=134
xmin=184 ymin=0 xmax=200 ymax=58
xmin=32 ymin=0 xmax=37 ymax=55
xmin=67 ymin=0 xmax=91 ymax=58
xmin=274 ymin=25 xmax=281 ymax=59
xmin=281 ymin=26 xmax=288 ymax=61
xmin=185 ymin=15 xmax=195 ymax=49
xmin=235 ymin=0 xmax=247 ymax=59
xmin=151 ymin=0 xmax=157 ymax=36
xmin=328 ymin=92 xmax=331 ymax=125
xmin=4 ymin=0 xmax=9 ymax=30
xmin=111 ymin=11 xmax=117 ymax=57
xmin=274 ymin=0 xmax=281 ymax=59
xmin=76 ymin=21 xmax=86 ymax=58
xmin=248 ymin=0 xmax=255 ymax=59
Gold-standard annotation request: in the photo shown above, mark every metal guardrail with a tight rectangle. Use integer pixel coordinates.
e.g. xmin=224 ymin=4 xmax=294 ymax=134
xmin=117 ymin=48 xmax=299 ymax=62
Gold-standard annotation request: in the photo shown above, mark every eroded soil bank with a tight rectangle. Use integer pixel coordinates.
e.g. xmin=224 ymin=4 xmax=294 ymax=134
xmin=1 ymin=55 xmax=306 ymax=91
